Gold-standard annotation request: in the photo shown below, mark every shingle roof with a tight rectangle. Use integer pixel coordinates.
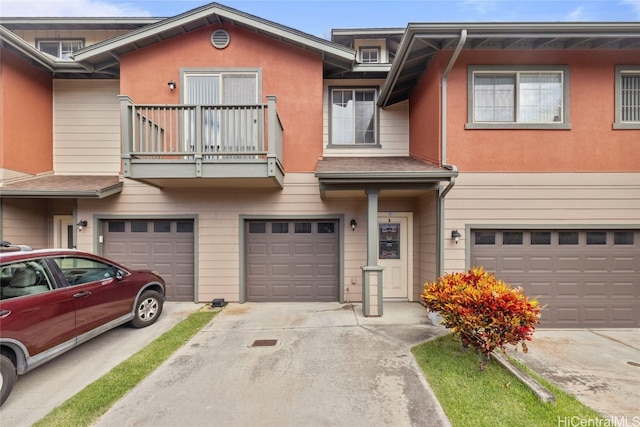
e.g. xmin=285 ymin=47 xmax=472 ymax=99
xmin=1 ymin=175 xmax=122 ymax=198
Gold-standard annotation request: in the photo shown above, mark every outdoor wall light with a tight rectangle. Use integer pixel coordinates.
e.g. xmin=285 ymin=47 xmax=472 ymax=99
xmin=167 ymin=80 xmax=177 ymax=90
xmin=350 ymin=219 xmax=357 ymax=231
xmin=77 ymin=220 xmax=88 ymax=231
xmin=451 ymin=229 xmax=461 ymax=244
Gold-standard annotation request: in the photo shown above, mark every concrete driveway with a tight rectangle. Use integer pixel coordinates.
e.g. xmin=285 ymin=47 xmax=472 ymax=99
xmin=0 ymin=302 xmax=202 ymax=426
xmin=94 ymin=302 xmax=451 ymax=427
xmin=506 ymin=329 xmax=640 ymax=421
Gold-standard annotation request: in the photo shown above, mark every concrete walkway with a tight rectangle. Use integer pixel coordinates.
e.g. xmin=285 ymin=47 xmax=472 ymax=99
xmin=94 ymin=302 xmax=451 ymax=427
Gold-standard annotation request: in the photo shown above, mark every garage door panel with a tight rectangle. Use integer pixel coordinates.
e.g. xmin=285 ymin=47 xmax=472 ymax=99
xmin=248 ymin=243 xmax=268 ymax=256
xmin=471 ymin=229 xmax=639 ymax=327
xmin=104 ymin=219 xmax=194 ymax=302
xmin=246 ymin=220 xmax=339 ymax=302
xmin=293 ymin=243 xmax=313 ymax=255
xmin=584 ymin=282 xmax=607 ymax=298
xmin=271 ymin=242 xmax=292 ymax=256
xmin=529 ymin=257 xmax=553 ymax=272
xmin=293 ymin=264 xmax=313 ymax=276
xmin=271 ymin=263 xmax=292 ymax=276
xmin=501 ymin=257 xmax=525 ymax=272
xmin=557 ymin=257 xmax=581 ymax=272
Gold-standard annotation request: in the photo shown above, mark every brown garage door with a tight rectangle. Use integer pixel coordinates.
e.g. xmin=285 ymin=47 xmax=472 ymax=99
xmin=246 ymin=220 xmax=339 ymax=302
xmin=470 ymin=229 xmax=639 ymax=328
xmin=103 ymin=219 xmax=194 ymax=301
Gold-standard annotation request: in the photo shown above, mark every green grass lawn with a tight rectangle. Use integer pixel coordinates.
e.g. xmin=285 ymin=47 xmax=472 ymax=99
xmin=34 ymin=308 xmax=218 ymax=427
xmin=412 ymin=334 xmax=605 ymax=427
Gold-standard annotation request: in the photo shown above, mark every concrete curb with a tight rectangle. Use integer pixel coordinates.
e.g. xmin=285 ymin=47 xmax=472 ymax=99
xmin=492 ymin=352 xmax=556 ymax=403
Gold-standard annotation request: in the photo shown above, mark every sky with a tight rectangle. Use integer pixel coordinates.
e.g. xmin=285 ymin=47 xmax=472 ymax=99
xmin=1 ymin=0 xmax=639 ymax=39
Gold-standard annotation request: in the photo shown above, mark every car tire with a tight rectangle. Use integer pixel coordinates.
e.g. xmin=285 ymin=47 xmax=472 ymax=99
xmin=1 ymin=354 xmax=17 ymax=407
xmin=130 ymin=290 xmax=163 ymax=328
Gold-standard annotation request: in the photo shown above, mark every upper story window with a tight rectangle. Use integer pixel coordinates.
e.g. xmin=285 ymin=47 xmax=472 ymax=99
xmin=614 ymin=66 xmax=640 ymax=129
xmin=330 ymin=87 xmax=378 ymax=146
xmin=360 ymin=47 xmax=380 ymax=64
xmin=37 ymin=39 xmax=84 ymax=60
xmin=466 ymin=65 xmax=571 ymax=130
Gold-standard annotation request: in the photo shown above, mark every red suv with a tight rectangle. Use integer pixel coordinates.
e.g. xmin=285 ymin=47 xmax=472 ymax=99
xmin=0 ymin=246 xmax=166 ymax=406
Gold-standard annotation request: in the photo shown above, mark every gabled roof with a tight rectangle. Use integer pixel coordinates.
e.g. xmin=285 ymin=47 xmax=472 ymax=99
xmin=74 ymin=2 xmax=355 ymax=78
xmin=380 ymin=22 xmax=640 ymax=107
xmin=0 ymin=26 xmax=89 ymax=76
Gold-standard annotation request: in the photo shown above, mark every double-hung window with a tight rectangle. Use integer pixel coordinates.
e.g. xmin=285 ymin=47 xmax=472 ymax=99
xmin=37 ymin=39 xmax=84 ymax=60
xmin=360 ymin=47 xmax=380 ymax=64
xmin=330 ymin=88 xmax=378 ymax=145
xmin=614 ymin=66 xmax=640 ymax=129
xmin=467 ymin=66 xmax=570 ymax=129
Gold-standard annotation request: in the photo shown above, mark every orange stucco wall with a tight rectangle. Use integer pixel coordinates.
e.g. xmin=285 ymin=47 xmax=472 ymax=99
xmin=410 ymin=49 xmax=640 ymax=172
xmin=119 ymin=24 xmax=323 ymax=172
xmin=409 ymin=54 xmax=445 ymax=165
xmin=1 ymin=48 xmax=53 ymax=173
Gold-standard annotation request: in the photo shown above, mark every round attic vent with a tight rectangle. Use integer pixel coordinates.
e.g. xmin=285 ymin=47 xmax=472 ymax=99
xmin=211 ymin=29 xmax=230 ymax=49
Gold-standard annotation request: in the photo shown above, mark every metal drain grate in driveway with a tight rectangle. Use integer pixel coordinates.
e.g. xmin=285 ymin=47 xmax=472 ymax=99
xmin=251 ymin=339 xmax=278 ymax=347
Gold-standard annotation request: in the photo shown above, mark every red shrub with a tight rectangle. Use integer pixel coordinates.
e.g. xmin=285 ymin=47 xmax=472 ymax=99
xmin=421 ymin=267 xmax=542 ymax=369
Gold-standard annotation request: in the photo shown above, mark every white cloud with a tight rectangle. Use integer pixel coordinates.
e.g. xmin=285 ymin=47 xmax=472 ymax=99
xmin=461 ymin=0 xmax=498 ymax=16
xmin=620 ymin=0 xmax=640 ymax=18
xmin=0 ymin=0 xmax=152 ymax=17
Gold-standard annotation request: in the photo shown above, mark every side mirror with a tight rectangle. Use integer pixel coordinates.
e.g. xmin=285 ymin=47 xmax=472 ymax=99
xmin=115 ymin=269 xmax=124 ymax=280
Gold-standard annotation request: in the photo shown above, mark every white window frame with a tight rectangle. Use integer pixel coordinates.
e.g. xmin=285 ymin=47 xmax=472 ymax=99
xmin=36 ymin=39 xmax=84 ymax=60
xmin=359 ymin=47 xmax=380 ymax=64
xmin=329 ymin=87 xmax=379 ymax=147
xmin=466 ymin=65 xmax=571 ymax=130
xmin=614 ymin=65 xmax=640 ymax=129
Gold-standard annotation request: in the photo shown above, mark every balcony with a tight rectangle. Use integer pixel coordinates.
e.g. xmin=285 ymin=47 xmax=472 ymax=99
xmin=119 ymin=95 xmax=284 ymax=189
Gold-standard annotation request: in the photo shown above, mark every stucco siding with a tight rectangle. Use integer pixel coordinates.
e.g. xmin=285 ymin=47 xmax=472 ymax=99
xmin=443 ymin=172 xmax=640 ymax=272
xmin=53 ymin=80 xmax=121 ymax=175
xmin=323 ymin=80 xmax=409 ymax=157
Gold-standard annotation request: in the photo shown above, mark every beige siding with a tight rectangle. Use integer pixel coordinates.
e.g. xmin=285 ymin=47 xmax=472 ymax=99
xmin=443 ymin=172 xmax=640 ymax=272
xmin=323 ymin=80 xmax=409 ymax=157
xmin=53 ymin=80 xmax=121 ymax=175
xmin=78 ymin=173 xmax=370 ymax=302
xmin=416 ymin=192 xmax=438 ymax=300
xmin=11 ymin=29 xmax=133 ymax=49
xmin=1 ymin=199 xmax=49 ymax=248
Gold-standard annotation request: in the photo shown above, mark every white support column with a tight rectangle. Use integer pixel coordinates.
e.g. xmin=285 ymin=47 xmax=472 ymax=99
xmin=361 ymin=189 xmax=383 ymax=316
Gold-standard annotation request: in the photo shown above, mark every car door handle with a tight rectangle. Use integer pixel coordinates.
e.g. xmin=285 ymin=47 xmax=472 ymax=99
xmin=73 ymin=291 xmax=91 ymax=298
xmin=0 ymin=309 xmax=10 ymax=318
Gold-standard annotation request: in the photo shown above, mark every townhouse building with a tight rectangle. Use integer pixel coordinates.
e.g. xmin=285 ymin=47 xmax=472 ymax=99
xmin=1 ymin=3 xmax=638 ymax=326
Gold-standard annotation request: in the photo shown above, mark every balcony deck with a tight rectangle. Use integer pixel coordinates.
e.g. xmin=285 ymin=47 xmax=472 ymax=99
xmin=119 ymin=95 xmax=284 ymax=189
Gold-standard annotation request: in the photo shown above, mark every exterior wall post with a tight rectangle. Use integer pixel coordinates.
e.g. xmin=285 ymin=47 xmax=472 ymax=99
xmin=118 ymin=95 xmax=133 ymax=177
xmin=361 ymin=189 xmax=383 ymax=316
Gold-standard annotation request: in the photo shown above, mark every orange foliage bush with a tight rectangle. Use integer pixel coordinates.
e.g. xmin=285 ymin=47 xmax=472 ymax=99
xmin=422 ymin=267 xmax=541 ymax=369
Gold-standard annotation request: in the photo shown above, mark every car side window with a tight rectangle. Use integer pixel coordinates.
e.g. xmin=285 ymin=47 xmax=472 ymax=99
xmin=0 ymin=259 xmax=54 ymax=300
xmin=53 ymin=257 xmax=116 ymax=286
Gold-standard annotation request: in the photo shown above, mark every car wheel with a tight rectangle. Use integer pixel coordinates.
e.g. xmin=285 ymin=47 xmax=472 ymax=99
xmin=1 ymin=354 xmax=17 ymax=407
xmin=130 ymin=290 xmax=163 ymax=328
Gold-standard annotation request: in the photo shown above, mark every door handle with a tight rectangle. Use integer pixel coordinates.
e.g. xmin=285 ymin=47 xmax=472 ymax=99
xmin=0 ymin=309 xmax=11 ymax=318
xmin=73 ymin=291 xmax=91 ymax=298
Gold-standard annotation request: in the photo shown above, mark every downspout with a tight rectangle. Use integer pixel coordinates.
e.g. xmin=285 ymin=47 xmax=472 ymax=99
xmin=437 ymin=29 xmax=467 ymax=277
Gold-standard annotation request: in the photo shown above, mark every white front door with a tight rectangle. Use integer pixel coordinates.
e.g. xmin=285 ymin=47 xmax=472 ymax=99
xmin=53 ymin=215 xmax=74 ymax=248
xmin=378 ymin=215 xmax=410 ymax=299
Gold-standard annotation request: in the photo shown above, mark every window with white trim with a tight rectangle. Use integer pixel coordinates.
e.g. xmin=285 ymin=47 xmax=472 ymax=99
xmin=37 ymin=40 xmax=83 ymax=60
xmin=614 ymin=66 xmax=640 ymax=129
xmin=467 ymin=66 xmax=570 ymax=129
xmin=360 ymin=47 xmax=380 ymax=63
xmin=330 ymin=88 xmax=377 ymax=145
